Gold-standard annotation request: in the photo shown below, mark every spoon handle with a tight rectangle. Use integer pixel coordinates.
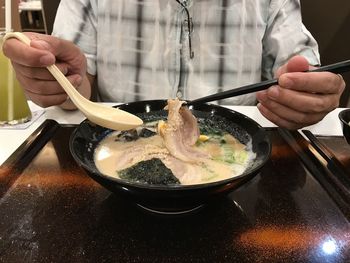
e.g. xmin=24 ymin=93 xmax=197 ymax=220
xmin=46 ymin=64 xmax=85 ymax=107
xmin=188 ymin=59 xmax=350 ymax=105
xmin=3 ymin=32 xmax=85 ymax=108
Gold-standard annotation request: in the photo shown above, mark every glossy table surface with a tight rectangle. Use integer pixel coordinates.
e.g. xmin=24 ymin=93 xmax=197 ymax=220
xmin=0 ymin=120 xmax=349 ymax=262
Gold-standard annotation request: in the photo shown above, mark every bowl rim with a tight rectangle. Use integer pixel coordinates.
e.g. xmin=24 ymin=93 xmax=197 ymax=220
xmin=338 ymin=108 xmax=350 ymax=125
xmin=69 ymin=100 xmax=272 ymax=191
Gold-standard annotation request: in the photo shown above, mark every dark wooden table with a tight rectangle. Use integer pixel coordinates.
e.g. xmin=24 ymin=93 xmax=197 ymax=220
xmin=0 ymin=120 xmax=349 ymax=263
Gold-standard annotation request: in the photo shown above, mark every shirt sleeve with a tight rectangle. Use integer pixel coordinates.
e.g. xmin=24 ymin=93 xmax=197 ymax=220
xmin=51 ymin=0 xmax=97 ymax=76
xmin=261 ymin=0 xmax=320 ymax=80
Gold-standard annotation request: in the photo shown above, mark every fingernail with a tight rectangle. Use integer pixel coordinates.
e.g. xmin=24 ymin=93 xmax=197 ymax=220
xmin=279 ymin=75 xmax=293 ymax=88
xmin=268 ymin=86 xmax=279 ymax=99
xmin=31 ymin=39 xmax=51 ymax=50
xmin=39 ymin=54 xmax=55 ymax=65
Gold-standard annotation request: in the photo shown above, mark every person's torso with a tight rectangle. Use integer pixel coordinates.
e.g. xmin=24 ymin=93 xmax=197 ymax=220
xmin=93 ymin=0 xmax=269 ymax=104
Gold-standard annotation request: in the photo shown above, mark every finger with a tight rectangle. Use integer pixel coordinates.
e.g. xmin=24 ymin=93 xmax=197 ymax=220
xmin=278 ymin=71 xmax=346 ymax=94
xmin=17 ymin=73 xmax=66 ymax=96
xmin=24 ymin=90 xmax=68 ymax=108
xmin=257 ymin=98 xmax=326 ymax=127
xmin=16 ymin=73 xmax=82 ymax=95
xmin=257 ymin=103 xmax=300 ymax=129
xmin=13 ymin=61 xmax=69 ymax=81
xmin=262 ymin=85 xmax=340 ymax=113
xmin=2 ymin=34 xmax=55 ymax=67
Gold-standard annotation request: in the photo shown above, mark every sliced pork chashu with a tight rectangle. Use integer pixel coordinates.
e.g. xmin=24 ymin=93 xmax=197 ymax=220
xmin=160 ymin=98 xmax=210 ymax=163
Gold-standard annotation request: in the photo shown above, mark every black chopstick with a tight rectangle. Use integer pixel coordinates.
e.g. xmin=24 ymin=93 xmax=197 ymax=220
xmin=302 ymin=130 xmax=350 ymax=181
xmin=188 ymin=59 xmax=350 ymax=105
xmin=279 ymin=128 xmax=350 ymax=215
xmin=301 ymin=130 xmax=350 ymax=206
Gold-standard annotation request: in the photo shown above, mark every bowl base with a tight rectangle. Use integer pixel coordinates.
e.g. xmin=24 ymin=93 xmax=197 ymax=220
xmin=136 ymin=203 xmax=205 ymax=216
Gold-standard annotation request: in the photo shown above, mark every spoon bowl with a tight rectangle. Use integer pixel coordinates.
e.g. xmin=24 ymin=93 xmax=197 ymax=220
xmin=4 ymin=32 xmax=143 ymax=131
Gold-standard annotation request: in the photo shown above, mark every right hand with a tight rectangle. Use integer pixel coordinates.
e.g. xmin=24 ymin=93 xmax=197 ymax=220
xmin=2 ymin=32 xmax=87 ymax=108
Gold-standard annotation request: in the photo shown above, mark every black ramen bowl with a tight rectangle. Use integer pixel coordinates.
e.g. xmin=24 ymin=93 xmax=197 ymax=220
xmin=69 ymin=100 xmax=271 ymax=214
xmin=339 ymin=109 xmax=350 ymax=144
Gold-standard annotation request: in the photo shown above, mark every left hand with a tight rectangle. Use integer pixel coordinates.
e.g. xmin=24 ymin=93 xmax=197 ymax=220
xmin=256 ymin=55 xmax=346 ymax=130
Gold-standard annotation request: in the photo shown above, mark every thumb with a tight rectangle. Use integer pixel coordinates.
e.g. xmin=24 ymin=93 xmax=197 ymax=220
xmin=275 ymin=55 xmax=311 ymax=77
xmin=30 ymin=39 xmax=56 ymax=65
xmin=30 ymin=39 xmax=52 ymax=51
xmin=31 ymin=34 xmax=86 ymax=76
xmin=2 ymin=33 xmax=55 ymax=67
xmin=31 ymin=34 xmax=83 ymax=63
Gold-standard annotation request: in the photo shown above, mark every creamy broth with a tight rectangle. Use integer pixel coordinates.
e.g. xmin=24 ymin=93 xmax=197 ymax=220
xmin=94 ymin=98 xmax=255 ymax=185
xmin=94 ymin=125 xmax=255 ymax=185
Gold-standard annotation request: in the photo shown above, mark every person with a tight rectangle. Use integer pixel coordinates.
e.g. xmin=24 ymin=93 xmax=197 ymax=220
xmin=2 ymin=0 xmax=345 ymax=130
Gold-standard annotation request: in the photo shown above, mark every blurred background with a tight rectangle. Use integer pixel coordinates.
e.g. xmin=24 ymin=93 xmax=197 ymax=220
xmin=1 ymin=0 xmax=350 ymax=106
xmin=301 ymin=0 xmax=350 ymax=107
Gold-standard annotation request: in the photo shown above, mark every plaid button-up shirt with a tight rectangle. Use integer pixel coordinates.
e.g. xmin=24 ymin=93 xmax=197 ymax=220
xmin=53 ymin=0 xmax=320 ymax=105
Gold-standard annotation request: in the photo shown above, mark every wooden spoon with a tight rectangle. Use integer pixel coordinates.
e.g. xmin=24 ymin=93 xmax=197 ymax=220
xmin=4 ymin=32 xmax=143 ymax=131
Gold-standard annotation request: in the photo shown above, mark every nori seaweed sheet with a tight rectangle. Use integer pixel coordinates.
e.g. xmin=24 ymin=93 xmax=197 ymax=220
xmin=119 ymin=158 xmax=180 ymax=185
